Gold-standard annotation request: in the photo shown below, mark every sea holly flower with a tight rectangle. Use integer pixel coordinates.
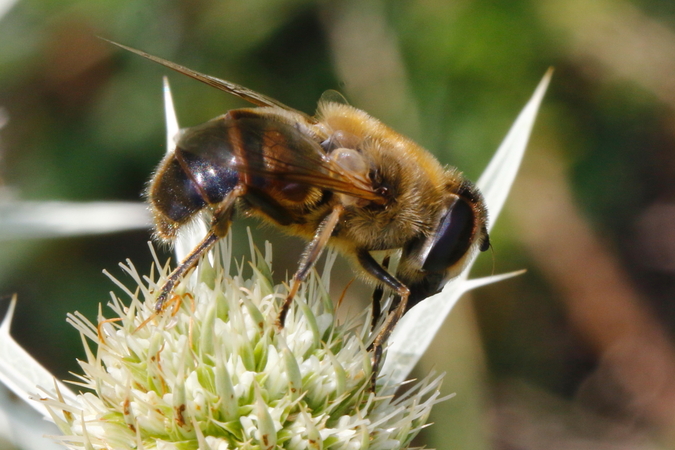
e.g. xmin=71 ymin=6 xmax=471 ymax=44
xmin=41 ymin=236 xmax=447 ymax=450
xmin=0 ymin=70 xmax=551 ymax=449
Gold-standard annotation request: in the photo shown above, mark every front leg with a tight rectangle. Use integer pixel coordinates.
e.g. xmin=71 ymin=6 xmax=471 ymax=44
xmin=277 ymin=205 xmax=344 ymax=327
xmin=356 ymin=250 xmax=410 ymax=386
xmin=370 ymin=255 xmax=390 ymax=330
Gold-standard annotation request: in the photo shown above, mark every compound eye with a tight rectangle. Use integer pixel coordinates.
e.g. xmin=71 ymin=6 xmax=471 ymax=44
xmin=423 ymin=198 xmax=476 ymax=273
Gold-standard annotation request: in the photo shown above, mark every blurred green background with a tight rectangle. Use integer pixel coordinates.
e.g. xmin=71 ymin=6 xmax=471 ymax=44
xmin=2 ymin=0 xmax=675 ymax=448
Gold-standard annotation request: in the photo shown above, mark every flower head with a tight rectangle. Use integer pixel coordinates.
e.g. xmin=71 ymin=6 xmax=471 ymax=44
xmin=43 ymin=236 xmax=444 ymax=449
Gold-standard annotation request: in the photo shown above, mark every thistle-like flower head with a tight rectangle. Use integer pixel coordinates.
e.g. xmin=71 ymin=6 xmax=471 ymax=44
xmin=44 ymin=236 xmax=444 ymax=449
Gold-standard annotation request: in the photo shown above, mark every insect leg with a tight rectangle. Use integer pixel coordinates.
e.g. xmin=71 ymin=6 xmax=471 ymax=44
xmin=371 ymin=286 xmax=383 ymax=329
xmin=370 ymin=255 xmax=390 ymax=329
xmin=155 ymin=185 xmax=244 ymax=312
xmin=277 ymin=205 xmax=344 ymax=327
xmin=356 ymin=250 xmax=410 ymax=385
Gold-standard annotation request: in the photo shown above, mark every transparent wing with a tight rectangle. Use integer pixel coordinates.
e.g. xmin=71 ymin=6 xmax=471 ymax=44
xmin=318 ymin=89 xmax=350 ymax=106
xmin=104 ymin=39 xmax=317 ymax=123
xmin=226 ymin=119 xmax=384 ymax=204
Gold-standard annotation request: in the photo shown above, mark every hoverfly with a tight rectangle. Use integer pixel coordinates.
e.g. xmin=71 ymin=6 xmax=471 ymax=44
xmin=109 ymin=41 xmax=490 ymax=378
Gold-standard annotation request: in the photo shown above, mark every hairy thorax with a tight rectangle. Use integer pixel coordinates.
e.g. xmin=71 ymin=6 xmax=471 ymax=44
xmin=315 ymin=103 xmax=452 ymax=252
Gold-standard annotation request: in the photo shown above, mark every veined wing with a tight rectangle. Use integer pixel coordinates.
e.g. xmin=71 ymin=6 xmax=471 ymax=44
xmin=226 ymin=117 xmax=385 ymax=204
xmin=104 ymin=39 xmax=317 ymax=123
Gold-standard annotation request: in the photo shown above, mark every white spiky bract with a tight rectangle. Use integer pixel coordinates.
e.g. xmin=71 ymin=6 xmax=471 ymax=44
xmin=43 ymin=236 xmax=445 ymax=450
xmin=382 ymin=69 xmax=552 ymax=385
